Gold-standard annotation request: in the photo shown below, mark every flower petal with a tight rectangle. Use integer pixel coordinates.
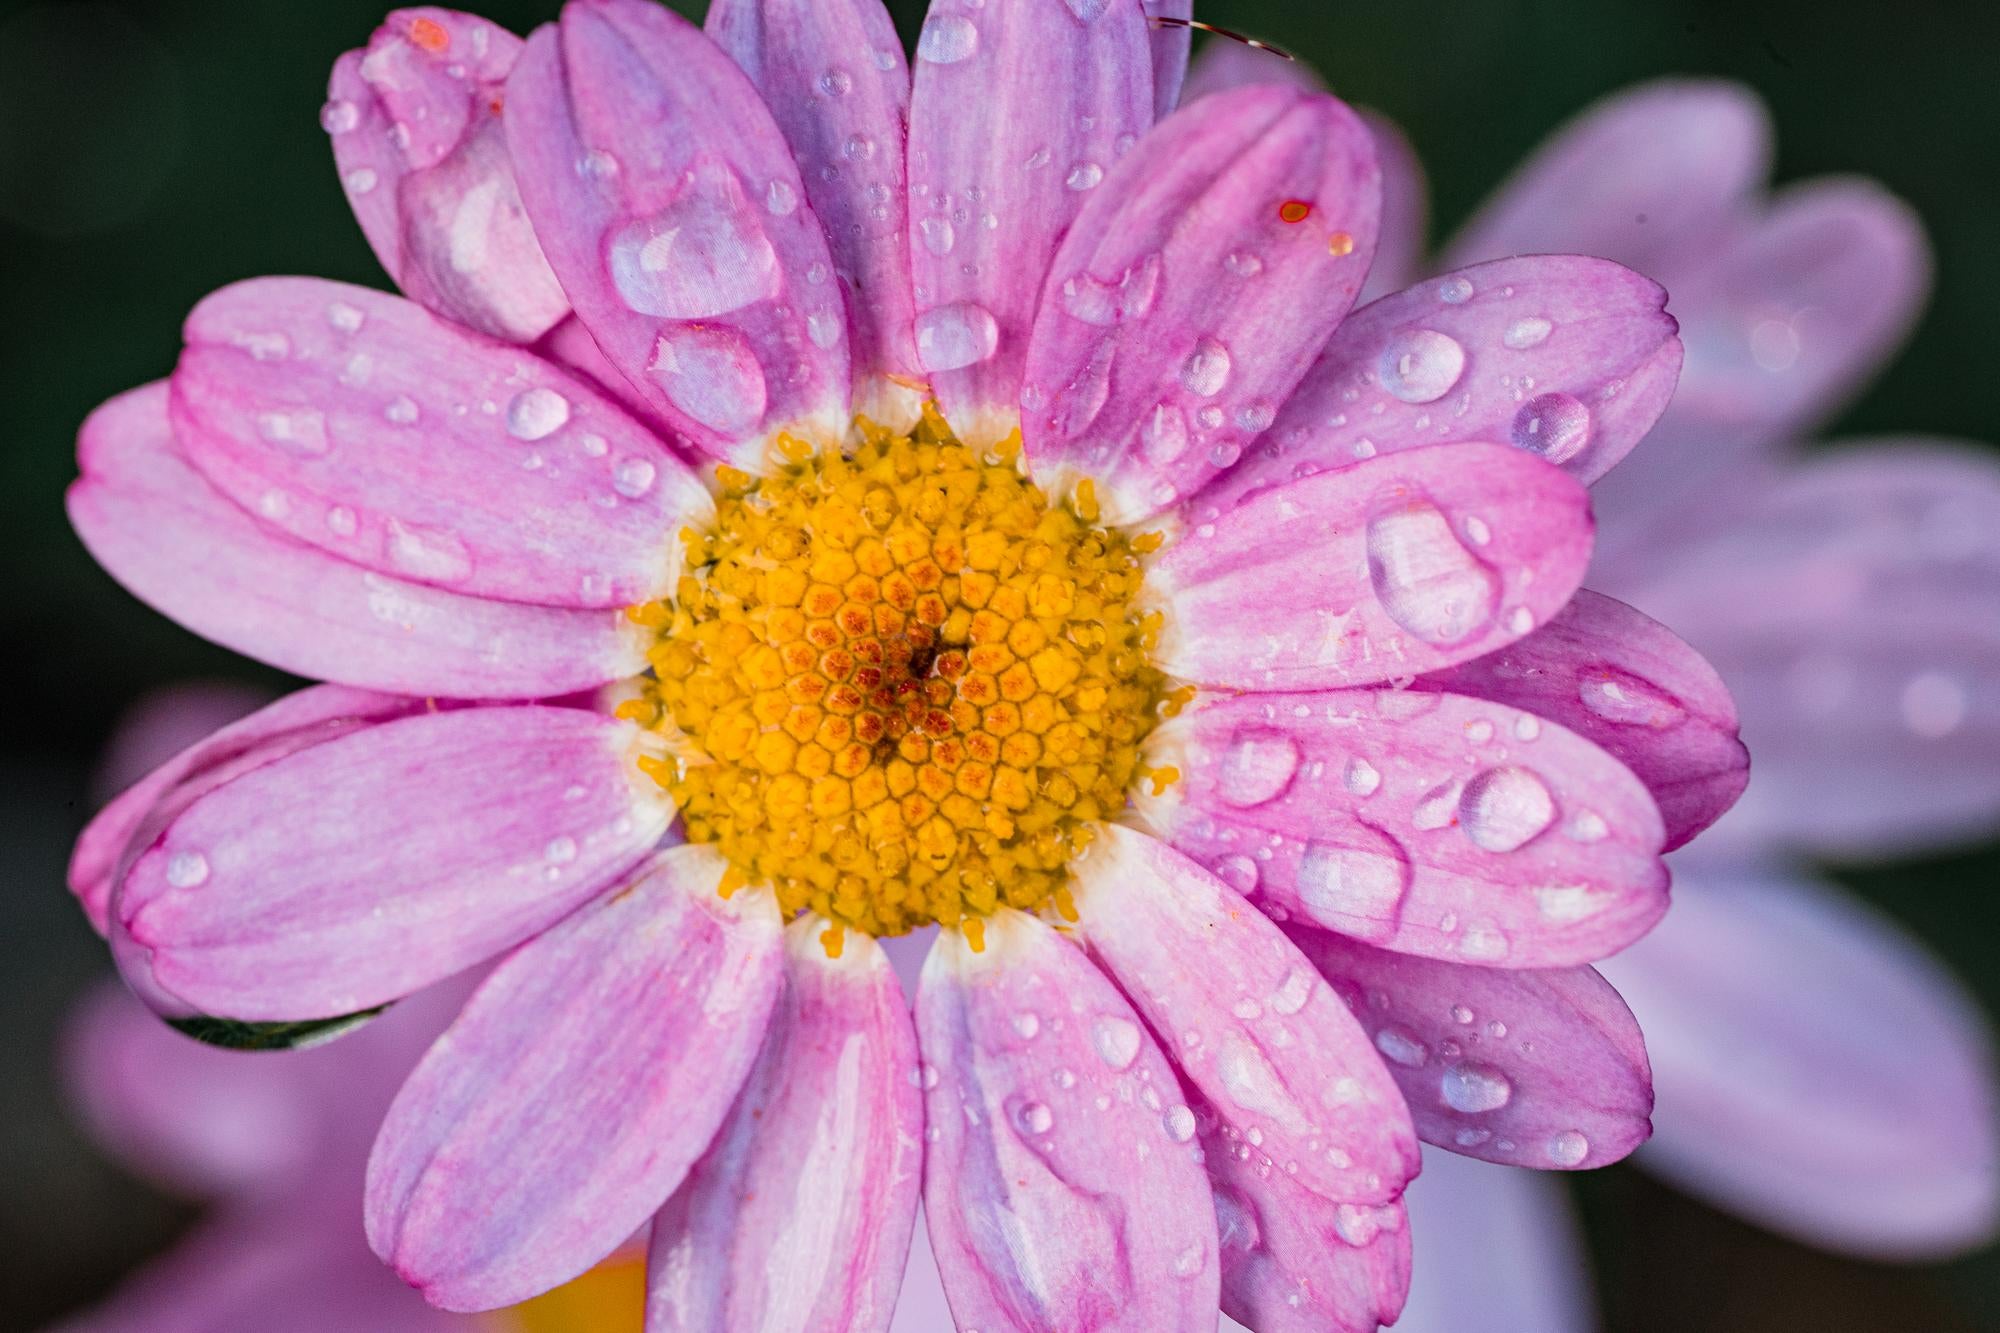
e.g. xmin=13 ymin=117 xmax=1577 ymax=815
xmin=1072 ymin=825 xmax=1419 ymax=1204
xmin=71 ymin=684 xmax=417 ymax=939
xmin=1207 ymin=257 xmax=1680 ymax=504
xmin=647 ymin=922 xmax=922 ymax=1333
xmin=1441 ymin=78 xmax=1771 ymax=279
xmin=117 ymin=705 xmax=673 ymax=1021
xmin=907 ymin=0 xmax=1155 ymax=443
xmin=367 ymin=846 xmax=783 ymax=1311
xmin=915 ymin=909 xmax=1221 ymax=1331
xmin=1147 ymin=686 xmax=1669 ymax=967
xmin=69 ymin=385 xmax=648 ymax=699
xmin=171 ymin=277 xmax=706 ymax=609
xmin=1421 ymin=588 xmax=1748 ymax=852
xmin=1143 ymin=0 xmax=1192 ymax=117
xmin=327 ymin=9 xmax=570 ymax=342
xmin=505 ymin=0 xmax=849 ymax=463
xmin=705 ymin=0 xmax=920 ymax=427
xmin=1629 ymin=443 xmax=2000 ymax=858
xmin=1154 ymin=441 xmax=1594 ymax=690
xmin=1021 ymin=86 xmax=1380 ymax=523
xmin=1357 ymin=110 xmax=1427 ymax=305
xmin=1203 ymin=1098 xmax=1411 ymax=1332
xmin=1293 ymin=926 xmax=1653 ymax=1170
xmin=1601 ymin=865 xmax=1998 ymax=1258
xmin=1179 ymin=38 xmax=1323 ymax=103
xmin=1397 ymin=1147 xmax=1595 ymax=1333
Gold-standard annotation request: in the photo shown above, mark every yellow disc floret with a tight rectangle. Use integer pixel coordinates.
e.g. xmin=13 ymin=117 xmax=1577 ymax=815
xmin=622 ymin=406 xmax=1172 ymax=945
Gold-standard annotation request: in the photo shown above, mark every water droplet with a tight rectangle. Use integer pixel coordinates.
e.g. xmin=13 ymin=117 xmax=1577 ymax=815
xmin=1457 ymin=766 xmax=1557 ymax=852
xmin=1454 ymin=1126 xmax=1492 ymax=1148
xmin=232 ymin=331 xmax=291 ymax=362
xmin=649 ymin=324 xmax=768 ymax=437
xmin=1270 ymin=967 xmax=1313 ymax=1016
xmin=1462 ymin=515 xmax=1492 ymax=546
xmin=1343 ymin=757 xmax=1382 ymax=797
xmin=1212 ymin=854 xmax=1259 ymax=894
xmin=1412 ymin=778 xmax=1462 ymax=831
xmin=817 ymin=68 xmax=853 ymax=97
xmin=578 ymin=149 xmax=621 ymax=179
xmin=320 ymin=98 xmax=360 ymax=134
xmin=578 ymin=433 xmax=610 ymax=458
xmin=1440 ymin=1061 xmax=1512 ymax=1113
xmin=1164 ymin=1104 xmax=1198 ymax=1142
xmin=1085 ymin=1016 xmax=1141 ymax=1073
xmin=1511 ymin=392 xmax=1591 ymax=464
xmin=1140 ymin=403 xmax=1190 ymax=463
xmin=257 ymin=490 xmax=291 ymax=519
xmin=344 ymin=167 xmax=380 ymax=195
xmin=608 ymin=171 xmax=780 ymax=318
xmin=1373 ymin=1025 xmax=1427 ymax=1067
xmin=1224 ymin=251 xmax=1264 ymax=277
xmin=915 ymin=301 xmax=999 ymax=371
xmin=1065 ymin=0 xmax=1112 ymax=18
xmin=257 ymin=409 xmax=330 ymax=457
xmin=326 ymin=505 xmax=358 ymax=537
xmin=1065 ymin=161 xmax=1104 ymax=191
xmin=1450 ymin=1004 xmax=1475 ymax=1025
xmin=326 ymin=301 xmax=366 ymax=334
xmin=1171 ymin=1241 xmax=1206 ymax=1278
xmin=1011 ymin=1011 xmax=1040 ymax=1039
xmin=1437 ymin=275 xmax=1474 ymax=304
xmin=1367 ymin=499 xmax=1499 ymax=645
xmin=610 ymin=456 xmax=658 ymax=499
xmin=1378 ymin=329 xmax=1465 ymax=403
xmin=1458 ymin=923 xmax=1510 ymax=961
xmin=1216 ymin=728 xmax=1300 ymax=807
xmin=385 ymin=519 xmax=474 ymax=584
xmin=506 ymin=387 xmax=570 ymax=441
xmin=1503 ymin=316 xmax=1553 ymax=349
xmin=806 ymin=310 xmax=843 ymax=350
xmin=1208 ymin=441 xmax=1241 ymax=468
xmin=916 ymin=14 xmax=979 ymax=63
xmin=164 ymin=850 xmax=210 ymax=888
xmin=544 ymin=836 xmax=578 ymax=865
xmin=764 ymin=178 xmax=798 ymax=217
xmin=1180 ymin=337 xmax=1233 ymax=397
xmin=1011 ymin=1100 xmax=1053 ymax=1135
xmin=1577 ymin=669 xmax=1686 ymax=727
xmin=1235 ymin=400 xmax=1276 ymax=432
xmin=1548 ymin=1130 xmax=1590 ymax=1167
xmin=384 ymin=395 xmax=420 ymax=426
xmin=919 ymin=216 xmax=956 ymax=255
xmin=1297 ymin=841 xmax=1411 ymax=925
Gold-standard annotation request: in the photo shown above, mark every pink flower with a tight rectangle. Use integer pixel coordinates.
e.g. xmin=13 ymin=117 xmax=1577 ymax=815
xmin=65 ymin=4 xmax=1743 ymax=1329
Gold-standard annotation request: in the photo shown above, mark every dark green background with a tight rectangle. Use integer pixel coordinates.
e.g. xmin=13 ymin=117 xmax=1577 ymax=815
xmin=0 ymin=1 xmax=1993 ymax=1328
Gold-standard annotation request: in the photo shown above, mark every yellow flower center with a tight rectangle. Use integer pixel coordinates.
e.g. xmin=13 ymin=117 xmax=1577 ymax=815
xmin=622 ymin=407 xmax=1182 ymax=952
xmin=503 ymin=1256 xmax=645 ymax=1332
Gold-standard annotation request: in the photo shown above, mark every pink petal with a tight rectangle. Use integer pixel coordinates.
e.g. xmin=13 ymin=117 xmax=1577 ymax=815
xmin=647 ymin=922 xmax=923 ymax=1333
xmin=1148 ymin=686 xmax=1669 ymax=968
xmin=91 ymin=682 xmax=273 ymax=802
xmin=327 ymin=10 xmax=570 ymax=342
xmin=117 ymin=705 xmax=673 ymax=1021
xmin=1441 ymin=79 xmax=1771 ymax=279
xmin=1156 ymin=441 xmax=1594 ymax=690
xmin=1629 ymin=443 xmax=2000 ymax=858
xmin=1208 ymin=257 xmax=1681 ymax=504
xmin=367 ymin=847 xmax=783 ymax=1311
xmin=1602 ymin=864 xmax=1999 ymax=1258
xmin=536 ymin=314 xmax=684 ymax=441
xmin=906 ymin=0 xmax=1156 ymax=442
xmin=1142 ymin=0 xmax=1192 ymax=117
xmin=1294 ymin=927 xmax=1653 ymax=1170
xmin=1179 ymin=38 xmax=1324 ymax=103
xmin=1357 ymin=110 xmax=1428 ymax=305
xmin=1021 ymin=86 xmax=1380 ymax=523
xmin=72 ymin=684 xmax=418 ymax=940
xmin=69 ymin=384 xmax=648 ymax=699
xmin=705 ymin=0 xmax=920 ymax=426
xmin=505 ymin=0 xmax=849 ymax=463
xmin=915 ymin=910 xmax=1221 ymax=1330
xmin=1071 ymin=825 xmax=1420 ymax=1204
xmin=1421 ymin=588 xmax=1748 ymax=852
xmin=1397 ymin=1147 xmax=1595 ymax=1333
xmin=171 ymin=278 xmax=705 ymax=609
xmin=1203 ymin=1095 xmax=1412 ymax=1332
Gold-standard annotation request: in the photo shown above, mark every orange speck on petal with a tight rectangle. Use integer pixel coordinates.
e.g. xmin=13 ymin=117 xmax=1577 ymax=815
xmin=1278 ymin=199 xmax=1311 ymax=224
xmin=408 ymin=16 xmax=450 ymax=53
xmin=1328 ymin=231 xmax=1355 ymax=257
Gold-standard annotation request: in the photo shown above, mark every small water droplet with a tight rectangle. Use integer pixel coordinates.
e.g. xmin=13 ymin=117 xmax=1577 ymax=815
xmin=1011 ymin=1011 xmax=1040 ymax=1039
xmin=1180 ymin=337 xmax=1233 ymax=397
xmin=320 ymin=99 xmax=360 ymax=134
xmin=915 ymin=301 xmax=999 ymax=372
xmin=1343 ymin=757 xmax=1382 ymax=797
xmin=544 ymin=836 xmax=578 ymax=865
xmin=1441 ymin=1061 xmax=1512 ymax=1113
xmin=344 ymin=167 xmax=380 ymax=195
xmin=1378 ymin=329 xmax=1465 ymax=403
xmin=1140 ymin=403 xmax=1190 ymax=463
xmin=506 ymin=387 xmax=570 ymax=441
xmin=1065 ymin=161 xmax=1104 ymax=191
xmin=1212 ymin=854 xmax=1259 ymax=894
xmin=1437 ymin=275 xmax=1474 ymax=304
xmin=326 ymin=301 xmax=366 ymax=334
xmin=578 ymin=149 xmax=621 ymax=179
xmin=1224 ymin=250 xmax=1264 ymax=277
xmin=385 ymin=519 xmax=474 ymax=584
xmin=1374 ymin=1025 xmax=1427 ymax=1067
xmin=916 ymin=14 xmax=979 ymax=63
xmin=1269 ymin=967 xmax=1313 ymax=1016
xmin=817 ymin=68 xmax=853 ymax=97
xmin=383 ymin=395 xmax=420 ymax=426
xmin=326 ymin=505 xmax=358 ymax=537
xmin=1503 ymin=316 xmax=1553 ymax=349
xmin=257 ymin=410 xmax=330 ymax=457
xmin=1511 ymin=392 xmax=1591 ymax=464
xmin=764 ymin=178 xmax=798 ymax=217
xmin=1457 ymin=766 xmax=1557 ymax=852
xmin=1235 ymin=399 xmax=1276 ymax=432
xmin=164 ymin=850 xmax=210 ymax=888
xmin=610 ymin=456 xmax=658 ymax=499
xmin=1164 ymin=1104 xmax=1198 ymax=1142
xmin=919 ymin=216 xmax=956 ymax=255
xmin=1092 ymin=1014 xmax=1142 ymax=1069
xmin=1548 ymin=1130 xmax=1590 ymax=1167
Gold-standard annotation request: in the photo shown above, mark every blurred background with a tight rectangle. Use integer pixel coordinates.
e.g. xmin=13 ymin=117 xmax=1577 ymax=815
xmin=1 ymin=0 xmax=1994 ymax=1329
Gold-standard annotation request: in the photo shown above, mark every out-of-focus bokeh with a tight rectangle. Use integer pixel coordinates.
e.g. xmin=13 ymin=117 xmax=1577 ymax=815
xmin=1 ymin=1 xmax=1994 ymax=1330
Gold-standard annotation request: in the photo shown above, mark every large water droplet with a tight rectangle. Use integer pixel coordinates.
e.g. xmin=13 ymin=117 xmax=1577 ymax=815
xmin=1440 ymin=1061 xmax=1512 ymax=1113
xmin=1378 ymin=329 xmax=1465 ymax=403
xmin=916 ymin=13 xmax=978 ymax=63
xmin=1269 ymin=967 xmax=1314 ymax=1016
xmin=505 ymin=387 xmax=570 ymax=441
xmin=385 ymin=519 xmax=474 ymax=584
xmin=1296 ymin=840 xmax=1411 ymax=926
xmin=1457 ymin=765 xmax=1557 ymax=852
xmin=607 ymin=170 xmax=779 ymax=319
xmin=915 ymin=301 xmax=999 ymax=371
xmin=1180 ymin=337 xmax=1233 ymax=397
xmin=1511 ymin=392 xmax=1591 ymax=465
xmin=648 ymin=324 xmax=768 ymax=438
xmin=1065 ymin=161 xmax=1104 ymax=191
xmin=1577 ymin=668 xmax=1686 ymax=728
xmin=1092 ymin=1014 xmax=1142 ymax=1070
xmin=1366 ymin=499 xmax=1499 ymax=645
xmin=1216 ymin=728 xmax=1300 ymax=807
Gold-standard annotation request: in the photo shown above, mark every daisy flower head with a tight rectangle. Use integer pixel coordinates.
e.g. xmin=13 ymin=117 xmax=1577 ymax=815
xmin=65 ymin=2 xmax=1748 ymax=1330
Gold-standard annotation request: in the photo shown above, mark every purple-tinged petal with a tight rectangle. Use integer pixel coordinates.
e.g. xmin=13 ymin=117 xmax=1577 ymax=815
xmin=72 ymin=684 xmax=418 ymax=939
xmin=505 ymin=0 xmax=849 ymax=464
xmin=915 ymin=910 xmax=1220 ymax=1332
xmin=1146 ymin=686 xmax=1669 ymax=968
xmin=1179 ymin=38 xmax=1324 ymax=103
xmin=1357 ymin=110 xmax=1427 ymax=305
xmin=1155 ymin=441 xmax=1594 ymax=690
xmin=906 ymin=0 xmax=1155 ymax=443
xmin=368 ymin=846 xmax=784 ymax=1311
xmin=1421 ymin=588 xmax=1748 ymax=852
xmin=1441 ymin=79 xmax=1770 ymax=279
xmin=327 ymin=9 xmax=569 ymax=342
xmin=1202 ymin=1092 xmax=1411 ymax=1332
xmin=1294 ymin=927 xmax=1653 ymax=1169
xmin=1021 ymin=87 xmax=1380 ymax=522
xmin=1142 ymin=0 xmax=1192 ymax=118
xmin=69 ymin=385 xmax=649 ymax=700
xmin=1208 ymin=257 xmax=1680 ymax=503
xmin=117 ymin=706 xmax=672 ymax=1022
xmin=1629 ymin=443 xmax=2000 ymax=858
xmin=706 ymin=0 xmax=920 ymax=427
xmin=1397 ymin=1147 xmax=1595 ymax=1333
xmin=1602 ymin=865 xmax=1999 ymax=1258
xmin=647 ymin=921 xmax=922 ymax=1333
xmin=1072 ymin=825 xmax=1419 ymax=1204
xmin=171 ymin=278 xmax=706 ymax=609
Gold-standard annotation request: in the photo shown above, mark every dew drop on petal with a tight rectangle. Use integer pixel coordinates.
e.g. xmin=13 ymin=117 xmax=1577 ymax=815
xmin=1343 ymin=757 xmax=1382 ymax=797
xmin=1549 ymin=1130 xmax=1590 ymax=1166
xmin=384 ymin=395 xmax=420 ymax=426
xmin=611 ymin=456 xmax=658 ymax=499
xmin=1503 ymin=316 xmax=1553 ymax=349
xmin=1378 ymin=329 xmax=1464 ymax=403
xmin=1014 ymin=1100 xmax=1054 ymax=1135
xmin=164 ymin=850 xmax=210 ymax=888
xmin=1440 ymin=1061 xmax=1512 ymax=1113
xmin=1297 ymin=841 xmax=1411 ymax=926
xmin=915 ymin=301 xmax=999 ymax=372
xmin=1269 ymin=967 xmax=1313 ymax=1016
xmin=764 ymin=178 xmax=798 ymax=217
xmin=505 ymin=387 xmax=570 ymax=441
xmin=385 ymin=519 xmax=474 ymax=584
xmin=1510 ymin=392 xmax=1591 ymax=464
xmin=1092 ymin=1014 xmax=1142 ymax=1070
xmin=1436 ymin=275 xmax=1474 ymax=304
xmin=1011 ymin=1011 xmax=1040 ymax=1039
xmin=1179 ymin=337 xmax=1233 ymax=397
xmin=916 ymin=14 xmax=978 ymax=63
xmin=1373 ymin=1025 xmax=1427 ymax=1067
xmin=1164 ymin=1104 xmax=1198 ymax=1142
xmin=1066 ymin=161 xmax=1104 ymax=191
xmin=1140 ymin=403 xmax=1190 ymax=463
xmin=919 ymin=216 xmax=956 ymax=256
xmin=607 ymin=173 xmax=780 ymax=319
xmin=1213 ymin=854 xmax=1259 ymax=894
xmin=649 ymin=324 xmax=768 ymax=438
xmin=326 ymin=301 xmax=366 ymax=334
xmin=1216 ymin=728 xmax=1300 ymax=807
xmin=320 ymin=99 xmax=360 ymax=134
xmin=1577 ymin=669 xmax=1686 ymax=727
xmin=1366 ymin=500 xmax=1499 ymax=645
xmin=1457 ymin=765 xmax=1557 ymax=852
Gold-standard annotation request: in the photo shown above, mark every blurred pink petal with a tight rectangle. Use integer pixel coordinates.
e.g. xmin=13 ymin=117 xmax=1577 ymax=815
xmin=1601 ymin=863 xmax=2000 ymax=1258
xmin=1357 ymin=111 xmax=1428 ymax=305
xmin=90 ymin=682 xmax=271 ymax=803
xmin=1179 ymin=38 xmax=1324 ymax=103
